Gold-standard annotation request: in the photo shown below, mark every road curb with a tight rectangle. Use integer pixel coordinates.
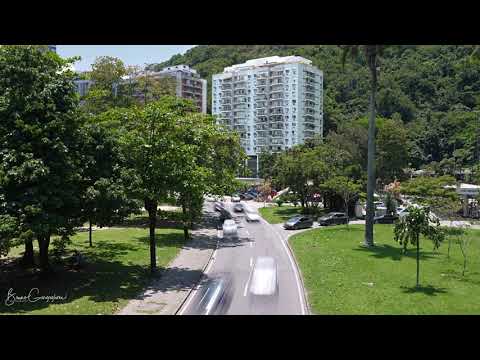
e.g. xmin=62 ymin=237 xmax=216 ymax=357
xmin=284 ymin=233 xmax=312 ymax=315
xmin=260 ymin=216 xmax=311 ymax=315
xmin=174 ymin=219 xmax=220 ymax=315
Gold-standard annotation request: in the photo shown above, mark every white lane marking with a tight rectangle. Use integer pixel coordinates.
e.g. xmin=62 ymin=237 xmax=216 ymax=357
xmin=250 ymin=257 xmax=253 ymax=267
xmin=243 ymin=267 xmax=254 ymax=297
xmin=262 ymin=218 xmax=307 ymax=315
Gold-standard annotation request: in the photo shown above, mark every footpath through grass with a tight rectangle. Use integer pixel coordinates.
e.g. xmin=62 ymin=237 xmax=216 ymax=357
xmin=290 ymin=224 xmax=480 ymax=314
xmin=0 ymin=227 xmax=185 ymax=315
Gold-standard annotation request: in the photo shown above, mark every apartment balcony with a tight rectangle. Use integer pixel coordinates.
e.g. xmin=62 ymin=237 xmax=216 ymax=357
xmin=269 ymin=88 xmax=284 ymax=94
xmin=269 ymin=72 xmax=284 ymax=79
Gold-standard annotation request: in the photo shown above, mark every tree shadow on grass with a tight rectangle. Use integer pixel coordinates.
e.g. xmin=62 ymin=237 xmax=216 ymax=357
xmin=401 ymin=285 xmax=448 ymax=296
xmin=353 ymin=244 xmax=436 ymax=261
xmin=0 ymin=257 xmax=152 ymax=314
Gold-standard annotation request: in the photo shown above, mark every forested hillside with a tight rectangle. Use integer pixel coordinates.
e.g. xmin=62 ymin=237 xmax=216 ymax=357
xmin=149 ymin=45 xmax=480 ymax=173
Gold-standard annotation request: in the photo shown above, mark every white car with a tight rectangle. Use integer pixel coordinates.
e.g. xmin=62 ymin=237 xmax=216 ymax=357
xmin=249 ymin=257 xmax=278 ymax=296
xmin=245 ymin=211 xmax=261 ymax=222
xmin=231 ymin=194 xmax=241 ymax=202
xmin=222 ymin=219 xmax=238 ymax=238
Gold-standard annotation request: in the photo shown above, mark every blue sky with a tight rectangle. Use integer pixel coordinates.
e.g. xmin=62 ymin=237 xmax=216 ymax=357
xmin=57 ymin=45 xmax=196 ymax=72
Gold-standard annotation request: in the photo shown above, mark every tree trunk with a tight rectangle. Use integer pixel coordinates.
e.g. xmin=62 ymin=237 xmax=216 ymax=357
xmin=447 ymin=238 xmax=451 ymax=259
xmin=459 ymin=241 xmax=467 ymax=276
xmin=21 ymin=237 xmax=35 ymax=268
xmin=145 ymin=198 xmax=157 ymax=273
xmin=182 ymin=200 xmax=189 ymax=241
xmin=89 ymin=219 xmax=93 ymax=247
xmin=38 ymin=235 xmax=51 ymax=274
xmin=416 ymin=235 xmax=420 ymax=287
xmin=364 ymin=60 xmax=378 ymax=247
xmin=345 ymin=199 xmax=350 ymax=229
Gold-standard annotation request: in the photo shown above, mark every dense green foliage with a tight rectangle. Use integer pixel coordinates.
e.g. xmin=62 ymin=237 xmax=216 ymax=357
xmin=0 ymin=45 xmax=85 ymax=271
xmin=150 ymin=45 xmax=480 ymax=172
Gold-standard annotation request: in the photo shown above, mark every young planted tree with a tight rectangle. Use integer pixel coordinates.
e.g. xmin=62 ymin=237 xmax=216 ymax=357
xmin=0 ymin=45 xmax=85 ymax=273
xmin=394 ymin=206 xmax=445 ymax=287
xmin=341 ymin=45 xmax=386 ymax=247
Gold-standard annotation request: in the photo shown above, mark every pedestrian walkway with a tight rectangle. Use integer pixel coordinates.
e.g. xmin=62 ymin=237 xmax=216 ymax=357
xmin=118 ymin=206 xmax=218 ymax=315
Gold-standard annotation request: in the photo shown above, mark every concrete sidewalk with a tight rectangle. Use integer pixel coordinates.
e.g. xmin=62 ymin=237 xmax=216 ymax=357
xmin=118 ymin=206 xmax=218 ymax=315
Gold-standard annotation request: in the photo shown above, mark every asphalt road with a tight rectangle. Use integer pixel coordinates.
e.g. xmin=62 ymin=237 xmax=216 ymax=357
xmin=179 ymin=200 xmax=306 ymax=315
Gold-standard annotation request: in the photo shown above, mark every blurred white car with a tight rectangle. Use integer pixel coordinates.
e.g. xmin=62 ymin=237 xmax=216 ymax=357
xmin=222 ymin=219 xmax=238 ymax=238
xmin=249 ymin=257 xmax=278 ymax=296
xmin=245 ymin=211 xmax=261 ymax=222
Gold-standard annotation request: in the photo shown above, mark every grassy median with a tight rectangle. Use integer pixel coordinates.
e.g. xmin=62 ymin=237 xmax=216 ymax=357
xmin=290 ymin=224 xmax=480 ymax=314
xmin=0 ymin=227 xmax=185 ymax=315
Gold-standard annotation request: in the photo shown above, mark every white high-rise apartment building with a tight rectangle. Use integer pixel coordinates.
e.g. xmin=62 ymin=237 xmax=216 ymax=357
xmin=212 ymin=56 xmax=323 ymax=175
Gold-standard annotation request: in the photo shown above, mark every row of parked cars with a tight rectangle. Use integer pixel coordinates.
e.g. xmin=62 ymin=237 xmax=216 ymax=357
xmin=283 ymin=211 xmax=403 ymax=230
xmin=283 ymin=212 xmax=350 ymax=230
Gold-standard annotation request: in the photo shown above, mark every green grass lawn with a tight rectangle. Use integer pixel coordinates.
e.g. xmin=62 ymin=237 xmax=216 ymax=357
xmin=290 ymin=224 xmax=480 ymax=314
xmin=259 ymin=205 xmax=303 ymax=224
xmin=0 ymin=227 xmax=185 ymax=315
xmin=259 ymin=205 xmax=327 ymax=224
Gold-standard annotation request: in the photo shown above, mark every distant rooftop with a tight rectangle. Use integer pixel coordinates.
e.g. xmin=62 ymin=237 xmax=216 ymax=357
xmin=159 ymin=64 xmax=198 ymax=75
xmin=223 ymin=56 xmax=312 ymax=73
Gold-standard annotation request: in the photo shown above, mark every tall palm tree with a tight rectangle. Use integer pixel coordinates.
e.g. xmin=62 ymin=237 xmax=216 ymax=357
xmin=341 ymin=45 xmax=385 ymax=247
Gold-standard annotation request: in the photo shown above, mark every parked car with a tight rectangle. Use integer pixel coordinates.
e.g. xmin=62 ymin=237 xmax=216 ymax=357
xmin=190 ymin=274 xmax=234 ymax=315
xmin=241 ymin=193 xmax=255 ymax=200
xmin=283 ymin=215 xmax=314 ymax=230
xmin=222 ymin=219 xmax=238 ymax=238
xmin=233 ymin=203 xmax=244 ymax=212
xmin=245 ymin=210 xmax=261 ymax=222
xmin=318 ymin=212 xmax=349 ymax=226
xmin=231 ymin=193 xmax=241 ymax=202
xmin=374 ymin=213 xmax=399 ymax=224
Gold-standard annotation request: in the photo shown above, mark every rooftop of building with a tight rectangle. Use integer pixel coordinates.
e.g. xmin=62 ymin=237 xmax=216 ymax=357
xmin=223 ymin=56 xmax=313 ymax=73
xmin=158 ymin=64 xmax=199 ymax=76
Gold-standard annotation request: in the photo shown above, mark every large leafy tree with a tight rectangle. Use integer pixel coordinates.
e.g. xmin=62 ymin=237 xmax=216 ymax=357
xmin=0 ymin=45 xmax=84 ymax=273
xmin=341 ymin=45 xmax=385 ymax=247
xmin=120 ymin=97 xmax=196 ymax=272
xmin=322 ymin=176 xmax=361 ymax=227
xmin=376 ymin=117 xmax=410 ymax=183
xmin=171 ymin=112 xmax=244 ymax=240
xmin=80 ymin=122 xmax=140 ymax=246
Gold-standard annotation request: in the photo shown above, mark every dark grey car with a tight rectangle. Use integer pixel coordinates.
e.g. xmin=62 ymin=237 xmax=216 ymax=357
xmin=189 ymin=274 xmax=234 ymax=315
xmin=318 ymin=212 xmax=349 ymax=226
xmin=283 ymin=216 xmax=314 ymax=230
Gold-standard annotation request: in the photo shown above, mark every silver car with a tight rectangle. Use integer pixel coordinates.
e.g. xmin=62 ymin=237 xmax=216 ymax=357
xmin=222 ymin=219 xmax=238 ymax=238
xmin=248 ymin=257 xmax=279 ymax=312
xmin=249 ymin=257 xmax=278 ymax=296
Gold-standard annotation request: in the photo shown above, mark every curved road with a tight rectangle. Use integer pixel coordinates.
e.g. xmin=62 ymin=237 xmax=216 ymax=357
xmin=179 ymin=200 xmax=307 ymax=315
